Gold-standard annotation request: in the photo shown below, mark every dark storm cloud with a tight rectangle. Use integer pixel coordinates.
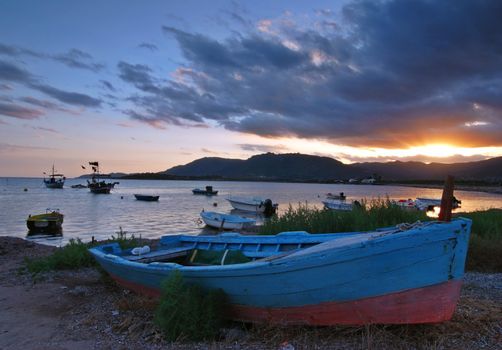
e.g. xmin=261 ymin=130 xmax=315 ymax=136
xmin=0 ymin=102 xmax=43 ymax=119
xmin=117 ymin=0 xmax=502 ymax=147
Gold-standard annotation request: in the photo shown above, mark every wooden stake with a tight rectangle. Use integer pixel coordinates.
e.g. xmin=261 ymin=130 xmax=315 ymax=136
xmin=438 ymin=175 xmax=455 ymax=222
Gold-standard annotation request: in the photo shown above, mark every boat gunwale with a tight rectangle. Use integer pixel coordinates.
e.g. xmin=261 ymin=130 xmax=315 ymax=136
xmin=89 ymin=218 xmax=471 ymax=275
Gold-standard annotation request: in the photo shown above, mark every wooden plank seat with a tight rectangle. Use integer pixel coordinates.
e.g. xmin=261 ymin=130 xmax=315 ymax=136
xmin=124 ymin=246 xmax=193 ymax=263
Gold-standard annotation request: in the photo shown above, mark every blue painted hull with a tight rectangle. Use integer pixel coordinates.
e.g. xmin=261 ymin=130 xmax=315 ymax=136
xmin=90 ymin=218 xmax=471 ymax=324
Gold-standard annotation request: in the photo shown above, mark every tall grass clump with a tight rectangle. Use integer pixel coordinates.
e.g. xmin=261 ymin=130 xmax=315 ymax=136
xmin=25 ymin=227 xmax=140 ymax=275
xmin=454 ymin=209 xmax=502 ymax=272
xmin=260 ymin=199 xmax=428 ymax=235
xmin=25 ymin=238 xmax=96 ymax=274
xmin=154 ymin=271 xmax=227 ymax=341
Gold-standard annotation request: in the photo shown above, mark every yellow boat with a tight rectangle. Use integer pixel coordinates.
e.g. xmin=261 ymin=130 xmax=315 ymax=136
xmin=26 ymin=209 xmax=64 ymax=234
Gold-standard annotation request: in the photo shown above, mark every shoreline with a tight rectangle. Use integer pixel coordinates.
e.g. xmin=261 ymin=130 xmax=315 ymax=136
xmin=1 ymin=236 xmax=501 ymax=349
xmin=389 ymin=183 xmax=502 ymax=195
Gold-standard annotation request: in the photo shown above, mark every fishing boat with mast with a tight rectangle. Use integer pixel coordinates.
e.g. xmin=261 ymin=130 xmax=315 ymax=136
xmin=86 ymin=161 xmax=119 ymax=194
xmin=43 ymin=164 xmax=65 ymax=188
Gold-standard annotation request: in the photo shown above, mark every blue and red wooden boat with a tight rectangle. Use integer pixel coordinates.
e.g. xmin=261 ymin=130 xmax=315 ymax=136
xmin=89 ymin=217 xmax=471 ymax=325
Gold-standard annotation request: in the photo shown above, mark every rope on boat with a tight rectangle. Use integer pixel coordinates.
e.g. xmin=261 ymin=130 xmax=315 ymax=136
xmin=395 ymin=220 xmax=430 ymax=231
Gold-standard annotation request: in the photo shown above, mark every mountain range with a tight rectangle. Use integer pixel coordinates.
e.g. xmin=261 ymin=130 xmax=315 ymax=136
xmin=159 ymin=153 xmax=502 ymax=182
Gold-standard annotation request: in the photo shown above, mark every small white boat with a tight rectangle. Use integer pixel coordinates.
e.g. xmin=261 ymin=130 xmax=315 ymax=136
xmin=227 ymin=197 xmax=278 ymax=215
xmin=322 ymin=200 xmax=353 ymax=211
xmin=200 ymin=211 xmax=256 ymax=230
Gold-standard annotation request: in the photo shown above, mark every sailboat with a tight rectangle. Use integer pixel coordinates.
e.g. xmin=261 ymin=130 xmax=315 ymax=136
xmin=86 ymin=161 xmax=119 ymax=194
xmin=43 ymin=164 xmax=65 ymax=188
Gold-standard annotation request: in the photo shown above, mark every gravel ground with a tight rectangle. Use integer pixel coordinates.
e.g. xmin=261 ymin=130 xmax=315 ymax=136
xmin=0 ymin=236 xmax=501 ymax=350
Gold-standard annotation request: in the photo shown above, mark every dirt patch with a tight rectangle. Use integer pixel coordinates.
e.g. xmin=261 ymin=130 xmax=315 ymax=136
xmin=1 ymin=236 xmax=501 ymax=349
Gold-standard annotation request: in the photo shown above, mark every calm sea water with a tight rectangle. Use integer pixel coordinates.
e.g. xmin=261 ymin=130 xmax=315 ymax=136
xmin=1 ymin=177 xmax=501 ymax=246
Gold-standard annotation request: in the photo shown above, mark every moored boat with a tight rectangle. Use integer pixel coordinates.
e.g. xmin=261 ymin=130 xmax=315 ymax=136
xmin=27 ymin=209 xmax=64 ymax=234
xmin=192 ymin=186 xmax=218 ymax=195
xmin=200 ymin=211 xmax=256 ymax=230
xmin=90 ymin=217 xmax=472 ymax=325
xmin=322 ymin=200 xmax=353 ymax=211
xmin=134 ymin=194 xmax=160 ymax=201
xmin=86 ymin=162 xmax=119 ymax=194
xmin=43 ymin=165 xmax=65 ymax=188
xmin=227 ymin=197 xmax=278 ymax=215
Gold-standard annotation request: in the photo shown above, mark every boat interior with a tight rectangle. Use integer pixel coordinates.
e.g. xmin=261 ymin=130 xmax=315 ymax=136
xmin=99 ymin=231 xmax=356 ymax=267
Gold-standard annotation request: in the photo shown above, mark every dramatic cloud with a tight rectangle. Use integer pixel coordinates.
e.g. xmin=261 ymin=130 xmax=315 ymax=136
xmin=119 ymin=0 xmax=502 ymax=148
xmin=0 ymin=102 xmax=43 ymax=119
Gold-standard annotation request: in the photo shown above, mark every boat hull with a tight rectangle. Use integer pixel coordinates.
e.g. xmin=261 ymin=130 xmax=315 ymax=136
xmin=90 ymin=219 xmax=471 ymax=325
xmin=200 ymin=212 xmax=255 ymax=230
xmin=192 ymin=189 xmax=218 ymax=195
xmin=134 ymin=194 xmax=160 ymax=201
xmin=322 ymin=200 xmax=352 ymax=211
xmin=26 ymin=212 xmax=63 ymax=234
xmin=227 ymin=199 xmax=265 ymax=212
xmin=110 ymin=274 xmax=461 ymax=325
xmin=90 ymin=187 xmax=111 ymax=194
xmin=44 ymin=181 xmax=64 ymax=189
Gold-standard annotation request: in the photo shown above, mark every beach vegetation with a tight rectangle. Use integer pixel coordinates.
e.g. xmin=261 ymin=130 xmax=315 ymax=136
xmin=260 ymin=199 xmax=428 ymax=235
xmin=154 ymin=271 xmax=228 ymax=341
xmin=260 ymin=203 xmax=502 ymax=272
xmin=24 ymin=227 xmax=139 ymax=275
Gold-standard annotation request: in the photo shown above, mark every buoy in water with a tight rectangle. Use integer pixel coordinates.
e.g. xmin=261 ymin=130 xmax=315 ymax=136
xmin=23 ymin=188 xmax=28 ymax=192
xmin=121 ymin=196 xmax=124 ymax=199
xmin=213 ymin=202 xmax=217 ymax=207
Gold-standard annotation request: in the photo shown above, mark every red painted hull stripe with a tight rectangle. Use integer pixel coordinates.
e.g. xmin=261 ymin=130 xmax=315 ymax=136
xmin=110 ymin=275 xmax=461 ymax=325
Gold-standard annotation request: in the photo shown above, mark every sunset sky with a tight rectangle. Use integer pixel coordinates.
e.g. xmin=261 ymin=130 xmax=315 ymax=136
xmin=1 ymin=0 xmax=502 ymax=177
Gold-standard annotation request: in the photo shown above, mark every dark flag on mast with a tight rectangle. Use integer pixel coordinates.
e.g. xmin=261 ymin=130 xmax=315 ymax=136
xmin=89 ymin=162 xmax=99 ymax=166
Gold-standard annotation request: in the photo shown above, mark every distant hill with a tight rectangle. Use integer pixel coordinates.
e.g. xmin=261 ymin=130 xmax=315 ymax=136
xmin=165 ymin=153 xmax=360 ymax=181
xmin=162 ymin=153 xmax=502 ymax=182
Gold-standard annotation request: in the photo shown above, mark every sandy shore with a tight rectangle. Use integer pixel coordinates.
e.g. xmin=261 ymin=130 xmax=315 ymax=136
xmin=1 ymin=236 xmax=501 ymax=349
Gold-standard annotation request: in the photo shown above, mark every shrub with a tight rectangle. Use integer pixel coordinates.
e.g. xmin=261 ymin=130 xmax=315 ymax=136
xmin=25 ymin=227 xmax=140 ymax=275
xmin=154 ymin=271 xmax=227 ymax=341
xmin=25 ymin=238 xmax=96 ymax=274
